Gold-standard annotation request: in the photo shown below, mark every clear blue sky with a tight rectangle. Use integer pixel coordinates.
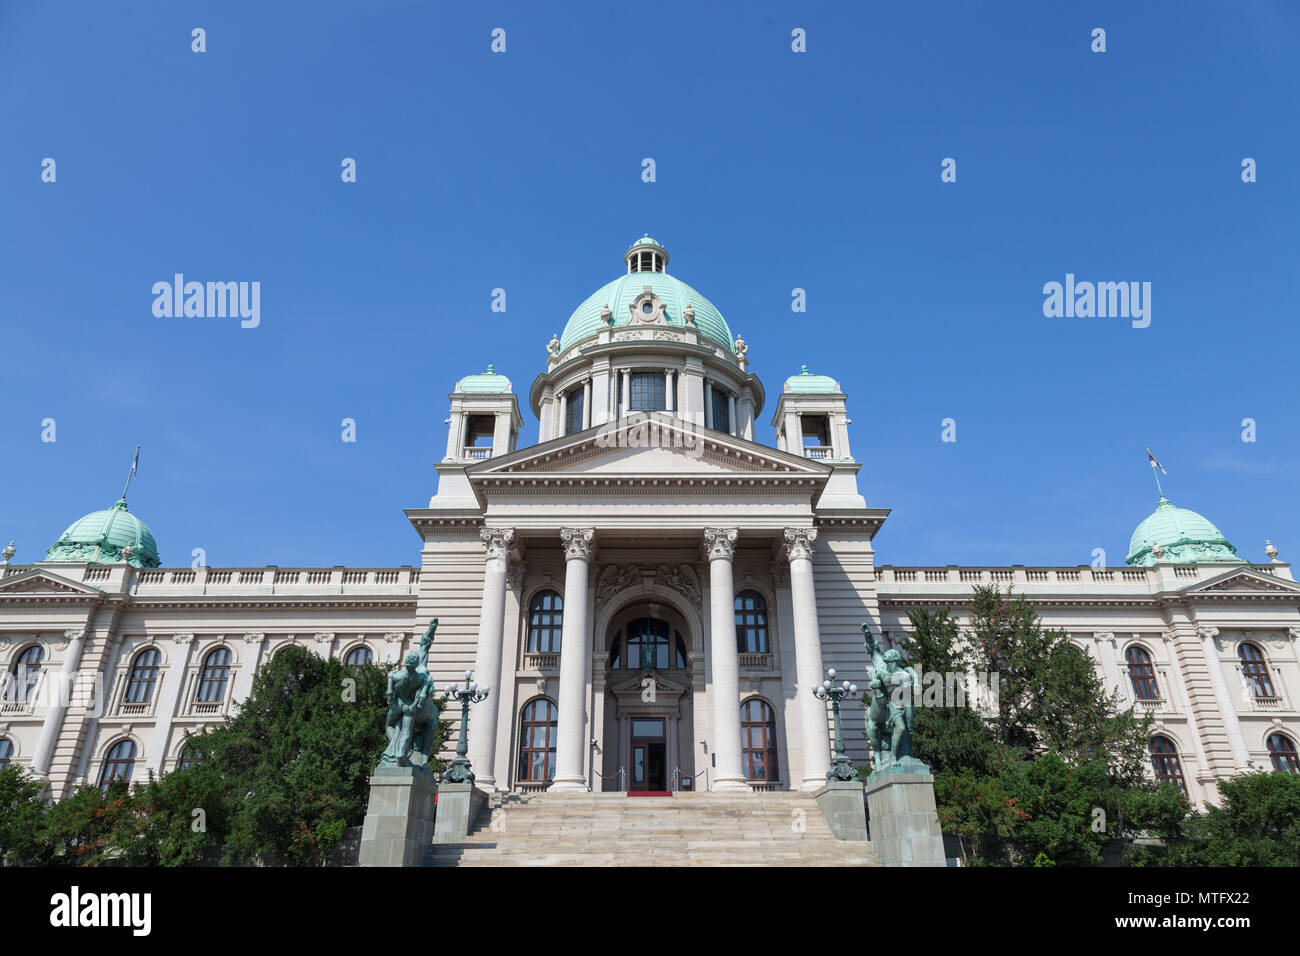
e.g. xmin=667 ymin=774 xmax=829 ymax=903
xmin=1 ymin=1 xmax=1296 ymax=570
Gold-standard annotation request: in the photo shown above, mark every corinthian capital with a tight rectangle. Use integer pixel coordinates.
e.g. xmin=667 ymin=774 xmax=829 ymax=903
xmin=480 ymin=527 xmax=516 ymax=561
xmin=703 ymin=528 xmax=738 ymax=561
xmin=1198 ymin=625 xmax=1220 ymax=642
xmin=561 ymin=528 xmax=595 ymax=562
xmin=783 ymin=528 xmax=818 ymax=561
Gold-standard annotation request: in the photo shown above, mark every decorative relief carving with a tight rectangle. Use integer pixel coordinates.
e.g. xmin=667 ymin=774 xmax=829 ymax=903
xmin=172 ymin=632 xmax=195 ymax=646
xmin=596 ymin=564 xmax=642 ymax=605
xmin=506 ymin=563 xmax=525 ymax=591
xmin=244 ymin=632 xmax=265 ymax=646
xmin=654 ymin=563 xmax=702 ymax=608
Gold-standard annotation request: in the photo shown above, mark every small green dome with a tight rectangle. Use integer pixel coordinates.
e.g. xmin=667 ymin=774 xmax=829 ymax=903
xmin=559 ymin=269 xmax=734 ymax=354
xmin=45 ymin=499 xmax=161 ymax=568
xmin=456 ymin=365 xmax=512 ymax=393
xmin=784 ymin=365 xmax=839 ymax=393
xmin=627 ymin=234 xmax=664 ymax=250
xmin=1126 ymin=497 xmax=1243 ymax=567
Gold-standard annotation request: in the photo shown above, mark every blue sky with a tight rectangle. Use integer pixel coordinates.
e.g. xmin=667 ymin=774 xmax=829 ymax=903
xmin=1 ymin=1 xmax=1296 ymax=570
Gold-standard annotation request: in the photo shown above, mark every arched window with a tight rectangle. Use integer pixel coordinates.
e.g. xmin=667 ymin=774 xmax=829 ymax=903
xmin=1149 ymin=736 xmax=1186 ymax=794
xmin=741 ymin=699 xmax=779 ymax=782
xmin=1125 ymin=646 xmax=1159 ymax=700
xmin=176 ymin=741 xmax=200 ymax=772
xmin=527 ymin=591 xmax=563 ymax=654
xmin=99 ymin=739 xmax=137 ymax=793
xmin=626 ymin=619 xmax=670 ymax=670
xmin=735 ymin=592 xmax=769 ymax=654
xmin=10 ymin=645 xmax=44 ymax=702
xmin=518 ymin=698 xmax=558 ymax=784
xmin=1267 ymin=733 xmax=1299 ymax=773
xmin=344 ymin=646 xmax=373 ymax=675
xmin=124 ymin=648 xmax=161 ymax=704
xmin=197 ymin=647 xmax=232 ymax=703
xmin=0 ymin=738 xmax=12 ymax=771
xmin=1237 ymin=643 xmax=1276 ymax=699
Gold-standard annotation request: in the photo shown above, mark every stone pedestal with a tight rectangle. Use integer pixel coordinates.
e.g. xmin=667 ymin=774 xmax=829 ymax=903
xmin=358 ymin=766 xmax=437 ymax=867
xmin=865 ymin=772 xmax=946 ymax=867
xmin=432 ymin=782 xmax=489 ymax=844
xmin=813 ymin=780 xmax=869 ymax=841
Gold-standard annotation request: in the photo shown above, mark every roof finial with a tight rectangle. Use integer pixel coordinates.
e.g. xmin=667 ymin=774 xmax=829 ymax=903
xmin=121 ymin=445 xmax=141 ymax=502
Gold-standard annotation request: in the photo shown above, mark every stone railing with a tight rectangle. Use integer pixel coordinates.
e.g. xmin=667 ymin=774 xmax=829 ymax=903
xmin=523 ymin=652 xmax=560 ymax=673
xmin=128 ymin=566 xmax=421 ymax=595
xmin=1251 ymin=696 xmax=1284 ymax=711
xmin=739 ymin=653 xmax=772 ymax=671
xmin=802 ymin=446 xmax=832 ymax=460
xmin=463 ymin=446 xmax=492 ymax=460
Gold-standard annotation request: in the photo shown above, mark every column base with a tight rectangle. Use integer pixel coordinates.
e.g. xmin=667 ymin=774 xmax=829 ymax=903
xmin=798 ymin=777 xmax=830 ymax=793
xmin=712 ymin=776 xmax=751 ymax=792
xmin=548 ymin=777 xmax=589 ymax=793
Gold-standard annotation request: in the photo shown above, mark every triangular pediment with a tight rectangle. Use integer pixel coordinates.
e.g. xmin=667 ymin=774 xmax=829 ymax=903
xmin=1182 ymin=567 xmax=1300 ymax=595
xmin=469 ymin=413 xmax=830 ymax=481
xmin=607 ymin=669 xmax=690 ymax=697
xmin=0 ymin=568 xmax=103 ymax=597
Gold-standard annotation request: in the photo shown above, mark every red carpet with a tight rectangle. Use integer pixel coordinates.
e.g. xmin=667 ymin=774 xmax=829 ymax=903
xmin=626 ymin=791 xmax=673 ymax=797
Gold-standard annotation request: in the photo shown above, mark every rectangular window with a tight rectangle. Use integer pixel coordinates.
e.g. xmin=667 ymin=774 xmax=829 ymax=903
xmin=628 ymin=372 xmax=665 ymax=411
xmin=565 ymin=388 xmax=585 ymax=435
xmin=711 ymin=387 xmax=730 ymax=433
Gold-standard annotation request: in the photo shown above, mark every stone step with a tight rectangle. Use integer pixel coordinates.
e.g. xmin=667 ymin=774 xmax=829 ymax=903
xmin=425 ymin=790 xmax=877 ymax=867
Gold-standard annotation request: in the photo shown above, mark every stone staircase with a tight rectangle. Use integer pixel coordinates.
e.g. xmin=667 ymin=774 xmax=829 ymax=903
xmin=425 ymin=790 xmax=880 ymax=867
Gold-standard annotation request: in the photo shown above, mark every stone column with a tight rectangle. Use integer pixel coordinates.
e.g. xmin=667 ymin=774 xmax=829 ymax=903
xmin=558 ymin=391 xmax=568 ymax=436
xmin=705 ymin=528 xmax=748 ymax=791
xmin=1198 ymin=626 xmax=1252 ymax=768
xmin=704 ymin=381 xmax=714 ymax=430
xmin=664 ymin=370 xmax=675 ymax=414
xmin=582 ymin=380 xmax=592 ymax=430
xmin=32 ymin=627 xmax=91 ymax=776
xmin=728 ymin=394 xmax=737 ymax=437
xmin=786 ymin=528 xmax=831 ymax=788
xmin=551 ymin=528 xmax=595 ymax=792
xmin=619 ymin=370 xmax=630 ymax=418
xmin=469 ymin=527 xmax=514 ymax=789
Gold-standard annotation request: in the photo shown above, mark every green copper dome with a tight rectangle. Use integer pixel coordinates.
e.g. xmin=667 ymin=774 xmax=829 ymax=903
xmin=1125 ymin=497 xmax=1243 ymax=567
xmin=45 ymin=499 xmax=161 ymax=568
xmin=785 ymin=365 xmax=839 ymax=393
xmin=456 ymin=365 xmax=512 ymax=393
xmin=559 ymin=240 xmax=734 ymax=354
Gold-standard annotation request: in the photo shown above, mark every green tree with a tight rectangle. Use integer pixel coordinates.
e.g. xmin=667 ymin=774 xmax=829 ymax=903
xmin=0 ymin=766 xmax=48 ymax=866
xmin=1152 ymin=772 xmax=1300 ymax=867
xmin=895 ymin=587 xmax=1161 ymax=865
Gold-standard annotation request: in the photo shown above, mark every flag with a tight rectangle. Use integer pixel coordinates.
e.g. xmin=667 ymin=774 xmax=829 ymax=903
xmin=1147 ymin=449 xmax=1166 ymax=475
xmin=130 ymin=446 xmax=139 ymax=477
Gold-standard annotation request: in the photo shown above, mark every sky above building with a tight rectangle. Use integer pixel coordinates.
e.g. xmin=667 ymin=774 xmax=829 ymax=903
xmin=1 ymin=1 xmax=1296 ymax=569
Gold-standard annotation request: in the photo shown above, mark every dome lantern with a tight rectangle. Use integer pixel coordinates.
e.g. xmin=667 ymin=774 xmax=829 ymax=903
xmin=625 ymin=235 xmax=668 ymax=275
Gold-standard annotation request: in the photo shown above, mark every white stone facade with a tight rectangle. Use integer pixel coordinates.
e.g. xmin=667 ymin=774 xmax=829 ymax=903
xmin=3 ymin=240 xmax=1298 ymax=805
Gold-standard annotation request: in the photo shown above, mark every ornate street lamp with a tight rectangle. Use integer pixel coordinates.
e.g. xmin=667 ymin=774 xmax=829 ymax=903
xmin=813 ymin=668 xmax=859 ymax=781
xmin=442 ymin=668 xmax=490 ymax=784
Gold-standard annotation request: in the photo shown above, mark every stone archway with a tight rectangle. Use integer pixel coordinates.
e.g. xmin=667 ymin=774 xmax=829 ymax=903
xmin=596 ymin=595 xmax=698 ymax=793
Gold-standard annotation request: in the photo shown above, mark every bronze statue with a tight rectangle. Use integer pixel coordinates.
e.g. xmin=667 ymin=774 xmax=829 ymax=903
xmin=379 ymin=617 xmax=440 ymax=770
xmin=862 ymin=623 xmax=923 ymax=775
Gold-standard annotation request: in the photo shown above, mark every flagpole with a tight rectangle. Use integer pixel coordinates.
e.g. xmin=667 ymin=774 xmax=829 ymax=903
xmin=121 ymin=445 xmax=140 ymax=501
xmin=1146 ymin=446 xmax=1165 ymax=501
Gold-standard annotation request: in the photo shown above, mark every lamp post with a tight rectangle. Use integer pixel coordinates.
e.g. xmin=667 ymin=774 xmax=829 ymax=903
xmin=443 ymin=669 xmax=490 ymax=784
xmin=813 ymin=668 xmax=859 ymax=781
